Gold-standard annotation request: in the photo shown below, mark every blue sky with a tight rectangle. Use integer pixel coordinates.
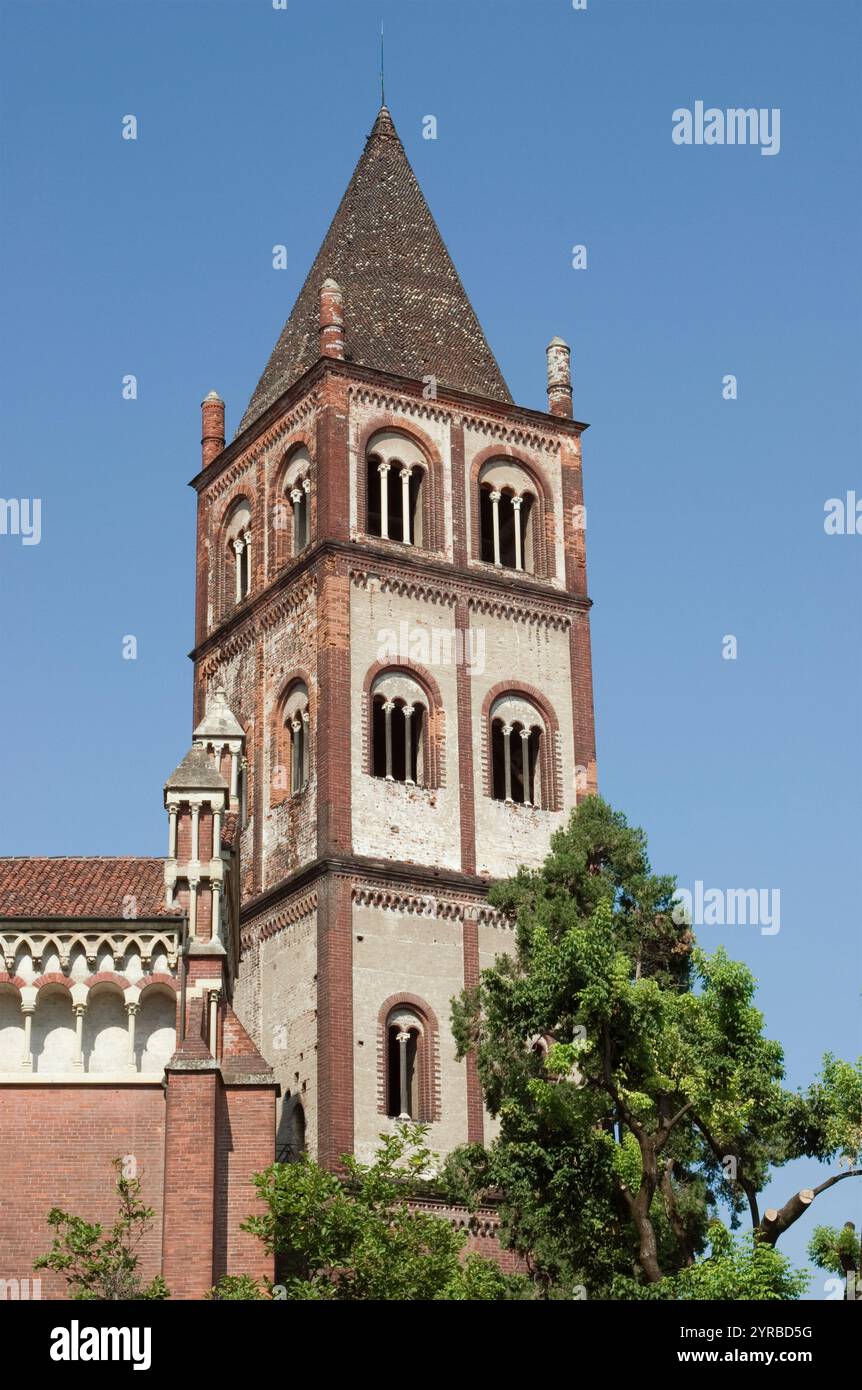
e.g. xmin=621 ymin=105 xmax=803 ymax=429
xmin=1 ymin=0 xmax=859 ymax=1291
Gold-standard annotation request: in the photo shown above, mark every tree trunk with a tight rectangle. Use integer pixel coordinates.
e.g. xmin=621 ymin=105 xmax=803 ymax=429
xmin=632 ymin=1185 xmax=663 ymax=1283
xmin=661 ymin=1159 xmax=695 ymax=1266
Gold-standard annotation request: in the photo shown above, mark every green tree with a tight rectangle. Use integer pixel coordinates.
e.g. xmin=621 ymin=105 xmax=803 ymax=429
xmin=233 ymin=1124 xmax=530 ymax=1301
xmin=614 ymin=1223 xmax=809 ymax=1301
xmin=808 ymin=1222 xmax=860 ymax=1300
xmin=448 ymin=797 xmax=861 ymax=1294
xmin=35 ymin=1158 xmax=168 ymax=1301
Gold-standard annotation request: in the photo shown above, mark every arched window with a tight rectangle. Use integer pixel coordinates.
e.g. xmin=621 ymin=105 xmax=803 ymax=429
xmin=365 ymin=431 xmax=426 ymax=547
xmin=489 ymin=693 xmax=546 ymax=807
xmin=385 ymin=1007 xmax=425 ymax=1119
xmin=277 ymin=1097 xmax=306 ymax=1163
xmin=370 ymin=672 xmax=428 ymax=785
xmin=275 ymin=446 xmax=312 ymax=564
xmin=224 ymin=499 xmax=253 ymax=606
xmin=281 ymin=681 xmax=310 ymax=795
xmin=478 ymin=461 xmax=537 ymax=573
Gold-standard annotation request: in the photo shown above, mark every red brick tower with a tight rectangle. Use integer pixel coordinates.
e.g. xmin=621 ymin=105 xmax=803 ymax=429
xmin=189 ymin=106 xmax=596 ymax=1169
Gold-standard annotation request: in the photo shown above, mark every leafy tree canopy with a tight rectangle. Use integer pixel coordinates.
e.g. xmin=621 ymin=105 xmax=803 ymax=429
xmin=237 ymin=1124 xmax=530 ymax=1301
xmin=447 ymin=797 xmax=861 ymax=1295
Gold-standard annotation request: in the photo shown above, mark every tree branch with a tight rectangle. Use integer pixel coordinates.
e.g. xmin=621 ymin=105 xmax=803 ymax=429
xmin=757 ymin=1169 xmax=862 ymax=1246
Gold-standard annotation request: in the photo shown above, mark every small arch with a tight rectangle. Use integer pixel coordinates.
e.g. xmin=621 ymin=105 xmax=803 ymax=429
xmin=363 ymin=662 xmax=444 ymax=790
xmin=276 ymin=1096 xmax=307 ymax=1163
xmin=31 ymin=988 xmax=76 ymax=1075
xmin=377 ymin=993 xmax=440 ymax=1123
xmin=481 ymin=682 xmax=562 ymax=812
xmin=272 ymin=673 xmax=313 ymax=804
xmin=470 ymin=448 xmax=554 ymax=578
xmin=83 ymin=987 xmax=128 ymax=1075
xmin=273 ymin=442 xmax=314 ymax=568
xmin=221 ymin=495 xmax=253 ymax=613
xmin=359 ymin=424 xmax=442 ymax=552
xmin=137 ymin=990 xmax=177 ymax=1072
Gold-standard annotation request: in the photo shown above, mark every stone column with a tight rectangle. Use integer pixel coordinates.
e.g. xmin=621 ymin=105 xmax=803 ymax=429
xmin=73 ymin=1003 xmax=87 ymax=1070
xmin=125 ymin=1001 xmax=139 ymax=1072
xmin=290 ymin=487 xmax=303 ymax=554
xmin=403 ymin=704 xmax=414 ymax=784
xmin=502 ymin=724 xmax=513 ymax=802
xmin=512 ymin=494 xmax=524 ymax=571
xmin=232 ymin=537 xmax=244 ymax=604
xmin=397 ymin=1029 xmax=411 ymax=1119
xmin=520 ymin=727 xmax=532 ymax=805
xmin=490 ymin=491 xmax=502 ymax=566
xmin=21 ymin=1002 xmax=34 ymax=1070
xmin=378 ymin=461 xmax=391 ymax=539
xmin=383 ymin=701 xmax=394 ymax=780
xmin=291 ymin=717 xmax=301 ymax=793
xmin=188 ymin=879 xmax=198 ymax=939
xmin=400 ymin=467 xmax=412 ymax=544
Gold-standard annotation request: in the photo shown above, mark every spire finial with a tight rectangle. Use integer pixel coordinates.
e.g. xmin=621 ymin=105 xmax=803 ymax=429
xmin=380 ymin=21 xmax=385 ymax=108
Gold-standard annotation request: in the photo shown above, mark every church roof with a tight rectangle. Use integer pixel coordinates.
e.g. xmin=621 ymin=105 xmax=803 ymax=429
xmin=0 ymin=857 xmax=180 ymax=919
xmin=164 ymin=746 xmax=229 ymax=793
xmin=192 ymin=685 xmax=245 ymax=741
xmin=238 ymin=105 xmax=512 ymax=433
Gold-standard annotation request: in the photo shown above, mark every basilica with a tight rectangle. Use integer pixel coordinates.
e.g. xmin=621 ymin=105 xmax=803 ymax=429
xmin=0 ymin=105 xmax=596 ymax=1298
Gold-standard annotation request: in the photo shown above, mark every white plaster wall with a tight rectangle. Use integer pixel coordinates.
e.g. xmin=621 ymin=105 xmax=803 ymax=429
xmin=350 ymin=583 xmax=461 ymax=870
xmin=84 ymin=992 xmax=129 ymax=1074
xmin=0 ymin=994 xmax=23 ymax=1068
xmin=352 ymin=903 xmax=467 ymax=1164
xmin=258 ymin=911 xmax=318 ymax=1159
xmin=138 ymin=994 xmax=177 ymax=1071
xmin=470 ymin=611 xmax=575 ymax=877
xmin=31 ymin=993 xmax=76 ymax=1075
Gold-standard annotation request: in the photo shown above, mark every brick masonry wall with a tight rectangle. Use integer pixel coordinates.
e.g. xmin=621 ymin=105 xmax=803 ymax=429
xmin=0 ymin=1084 xmax=165 ymax=1299
xmin=352 ymin=900 xmax=467 ymax=1164
xmin=214 ymin=1084 xmax=275 ymax=1284
xmin=350 ymin=580 xmax=462 ymax=871
xmin=194 ymin=363 xmax=595 ymax=1180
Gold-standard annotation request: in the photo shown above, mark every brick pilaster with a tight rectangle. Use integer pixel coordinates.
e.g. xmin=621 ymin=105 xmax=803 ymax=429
xmin=450 ymin=416 xmax=468 ymax=567
xmin=462 ymin=911 xmax=484 ymax=1145
xmin=316 ymin=561 xmax=352 ymax=856
xmin=161 ymin=1066 xmax=218 ymax=1297
xmin=454 ymin=598 xmax=476 ymax=875
xmin=316 ymin=872 xmax=353 ymax=1167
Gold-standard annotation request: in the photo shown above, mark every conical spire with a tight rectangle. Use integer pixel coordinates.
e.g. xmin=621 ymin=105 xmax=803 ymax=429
xmin=238 ymin=106 xmax=511 ymax=434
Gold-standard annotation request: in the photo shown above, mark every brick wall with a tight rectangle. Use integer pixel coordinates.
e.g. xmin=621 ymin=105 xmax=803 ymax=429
xmin=0 ymin=1084 xmax=165 ymax=1299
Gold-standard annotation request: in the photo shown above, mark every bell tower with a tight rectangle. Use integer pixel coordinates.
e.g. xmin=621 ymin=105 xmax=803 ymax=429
xmin=189 ymin=106 xmax=597 ymax=1166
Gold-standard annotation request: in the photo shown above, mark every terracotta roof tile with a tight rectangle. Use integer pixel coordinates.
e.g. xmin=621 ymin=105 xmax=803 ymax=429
xmin=0 ymin=857 xmax=179 ymax=920
xmin=238 ymin=106 xmax=511 ymax=433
